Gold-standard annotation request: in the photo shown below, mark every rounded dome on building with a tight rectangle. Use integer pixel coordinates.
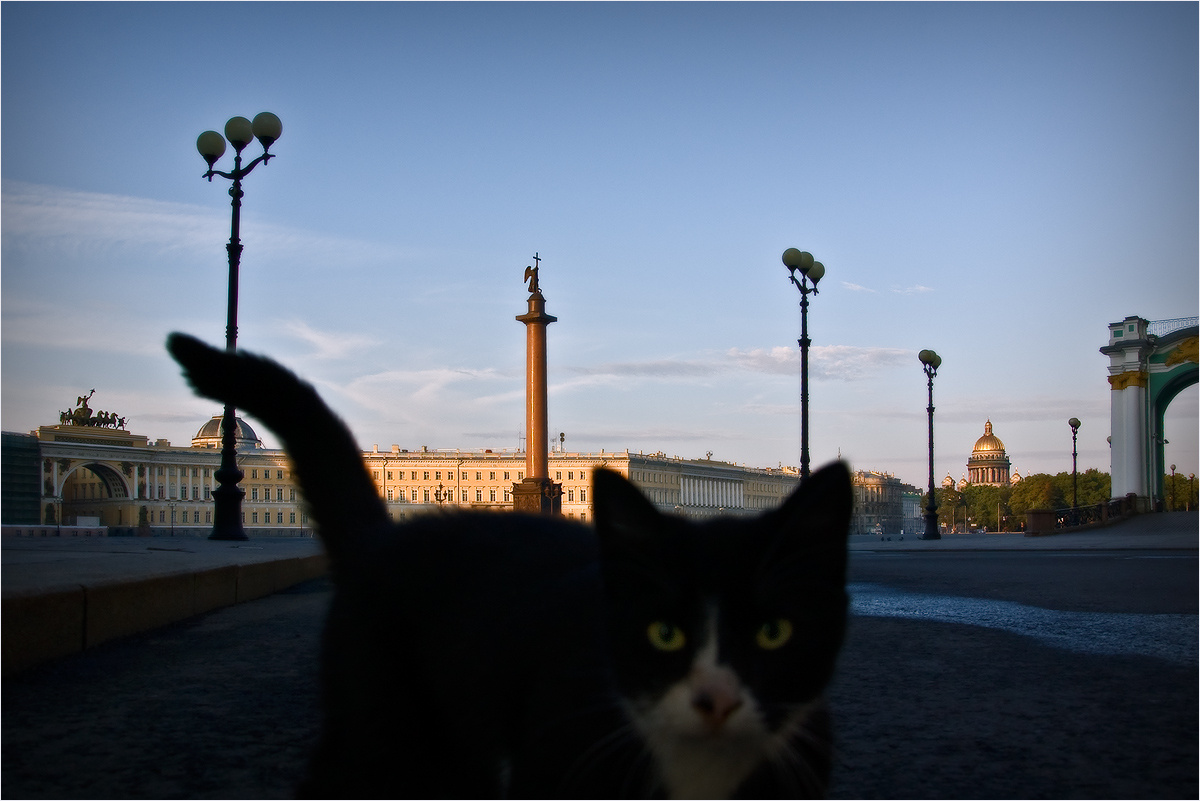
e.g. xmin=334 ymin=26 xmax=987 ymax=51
xmin=192 ymin=415 xmax=263 ymax=449
xmin=972 ymin=420 xmax=1005 ymax=453
xmin=967 ymin=419 xmax=1011 ymax=486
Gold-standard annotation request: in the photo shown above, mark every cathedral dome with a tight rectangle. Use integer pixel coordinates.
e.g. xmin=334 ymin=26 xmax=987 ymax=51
xmin=192 ymin=415 xmax=262 ymax=449
xmin=972 ymin=420 xmax=1005 ymax=454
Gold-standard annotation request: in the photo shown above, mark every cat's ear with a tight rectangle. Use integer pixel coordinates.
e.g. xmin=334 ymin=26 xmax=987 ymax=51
xmin=592 ymin=468 xmax=669 ymax=554
xmin=763 ymin=461 xmax=853 ymax=575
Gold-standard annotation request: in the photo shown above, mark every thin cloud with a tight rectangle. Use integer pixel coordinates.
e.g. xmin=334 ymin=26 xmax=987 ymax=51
xmin=841 ymin=281 xmax=878 ymax=293
xmin=281 ymin=320 xmax=381 ymax=360
xmin=1 ymin=180 xmax=400 ymax=265
xmin=892 ymin=285 xmax=934 ymax=295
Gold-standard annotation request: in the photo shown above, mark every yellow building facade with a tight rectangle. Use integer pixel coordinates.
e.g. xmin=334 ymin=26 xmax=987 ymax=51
xmin=37 ymin=415 xmax=801 ymax=534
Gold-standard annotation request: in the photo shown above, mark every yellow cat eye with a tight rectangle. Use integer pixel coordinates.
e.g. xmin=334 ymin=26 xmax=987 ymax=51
xmin=756 ymin=618 xmax=794 ymax=650
xmin=646 ymin=621 xmax=687 ymax=652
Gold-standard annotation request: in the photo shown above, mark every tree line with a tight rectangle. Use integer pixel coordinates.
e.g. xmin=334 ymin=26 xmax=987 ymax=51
xmin=926 ymin=470 xmax=1197 ymax=532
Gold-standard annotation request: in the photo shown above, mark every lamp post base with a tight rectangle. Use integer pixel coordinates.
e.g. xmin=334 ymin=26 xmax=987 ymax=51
xmin=921 ymin=511 xmax=941 ymax=540
xmin=209 ymin=472 xmax=248 ymax=541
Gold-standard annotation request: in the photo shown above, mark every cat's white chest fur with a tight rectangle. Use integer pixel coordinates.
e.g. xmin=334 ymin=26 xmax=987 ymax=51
xmin=627 ymin=611 xmax=779 ymax=800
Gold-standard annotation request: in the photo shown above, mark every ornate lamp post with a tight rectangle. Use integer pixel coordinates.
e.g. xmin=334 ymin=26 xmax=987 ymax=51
xmin=434 ymin=483 xmax=450 ymax=505
xmin=195 ymin=112 xmax=282 ymax=541
xmin=919 ymin=349 xmax=942 ymax=540
xmin=1068 ymin=417 xmax=1081 ymax=523
xmin=783 ymin=248 xmax=825 ymax=480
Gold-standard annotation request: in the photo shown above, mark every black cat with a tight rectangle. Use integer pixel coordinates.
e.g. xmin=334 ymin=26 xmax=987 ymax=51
xmin=166 ymin=333 xmax=852 ymax=799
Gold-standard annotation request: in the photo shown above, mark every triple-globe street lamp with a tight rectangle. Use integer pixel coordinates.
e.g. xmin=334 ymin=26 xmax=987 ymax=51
xmin=195 ymin=112 xmax=282 ymax=541
xmin=919 ymin=349 xmax=942 ymax=540
xmin=783 ymin=248 xmax=825 ymax=481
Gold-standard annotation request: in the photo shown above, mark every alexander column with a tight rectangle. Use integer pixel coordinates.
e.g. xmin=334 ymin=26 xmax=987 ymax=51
xmin=513 ymin=254 xmax=563 ymax=514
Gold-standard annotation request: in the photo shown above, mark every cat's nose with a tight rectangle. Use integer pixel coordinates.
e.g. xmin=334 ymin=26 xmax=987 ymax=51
xmin=692 ymin=687 xmax=744 ymax=729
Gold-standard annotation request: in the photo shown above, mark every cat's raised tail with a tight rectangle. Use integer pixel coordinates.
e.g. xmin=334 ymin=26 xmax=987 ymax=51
xmin=166 ymin=332 xmax=388 ymax=557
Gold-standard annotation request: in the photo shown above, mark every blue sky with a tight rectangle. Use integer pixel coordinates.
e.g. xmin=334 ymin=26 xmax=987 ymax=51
xmin=3 ymin=2 xmax=1197 ymax=489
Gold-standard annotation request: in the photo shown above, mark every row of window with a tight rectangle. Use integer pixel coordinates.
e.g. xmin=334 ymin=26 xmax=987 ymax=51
xmin=157 ymin=508 xmax=307 ymax=526
xmin=369 ymin=469 xmax=591 ymax=483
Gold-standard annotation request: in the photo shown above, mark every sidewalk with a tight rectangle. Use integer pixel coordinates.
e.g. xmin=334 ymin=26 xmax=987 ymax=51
xmin=848 ymin=510 xmax=1198 ymax=552
xmin=1 ymin=534 xmax=326 ymax=676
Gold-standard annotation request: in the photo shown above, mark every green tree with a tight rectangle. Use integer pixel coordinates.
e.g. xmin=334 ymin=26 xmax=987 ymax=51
xmin=935 ymin=486 xmax=967 ymax=532
xmin=1163 ymin=472 xmax=1199 ymax=511
xmin=1009 ymin=473 xmax=1065 ymax=516
xmin=961 ymin=483 xmax=1013 ymax=530
xmin=1053 ymin=469 xmax=1110 ymax=508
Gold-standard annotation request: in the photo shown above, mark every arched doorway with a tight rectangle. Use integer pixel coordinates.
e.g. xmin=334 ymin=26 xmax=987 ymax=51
xmin=1102 ymin=316 xmax=1198 ymax=508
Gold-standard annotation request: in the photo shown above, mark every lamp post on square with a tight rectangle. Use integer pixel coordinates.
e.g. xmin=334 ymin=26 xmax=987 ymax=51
xmin=919 ymin=349 xmax=942 ymax=540
xmin=195 ymin=112 xmax=282 ymax=541
xmin=783 ymin=248 xmax=825 ymax=481
xmin=1068 ymin=417 xmax=1081 ymax=523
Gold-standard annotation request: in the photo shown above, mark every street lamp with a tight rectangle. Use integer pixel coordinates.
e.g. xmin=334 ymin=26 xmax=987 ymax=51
xmin=168 ymin=501 xmax=177 ymax=537
xmin=1068 ymin=417 xmax=1081 ymax=524
xmin=783 ymin=248 xmax=825 ymax=480
xmin=196 ymin=112 xmax=282 ymax=541
xmin=919 ymin=349 xmax=942 ymax=540
xmin=1169 ymin=463 xmax=1176 ymax=511
xmin=434 ymin=483 xmax=450 ymax=505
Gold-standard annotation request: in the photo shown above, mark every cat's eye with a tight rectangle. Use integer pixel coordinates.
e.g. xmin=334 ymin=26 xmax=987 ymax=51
xmin=755 ymin=618 xmax=794 ymax=650
xmin=646 ymin=621 xmax=687 ymax=652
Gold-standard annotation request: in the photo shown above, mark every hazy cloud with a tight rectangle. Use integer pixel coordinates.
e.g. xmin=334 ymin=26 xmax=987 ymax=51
xmin=281 ymin=319 xmax=381 ymax=360
xmin=892 ymin=285 xmax=934 ymax=295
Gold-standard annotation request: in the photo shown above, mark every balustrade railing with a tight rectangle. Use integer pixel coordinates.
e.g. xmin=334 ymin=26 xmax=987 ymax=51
xmin=1148 ymin=316 xmax=1198 ymax=338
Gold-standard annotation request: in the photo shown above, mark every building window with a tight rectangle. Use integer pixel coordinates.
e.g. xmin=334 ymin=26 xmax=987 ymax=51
xmin=476 ymin=471 xmax=482 ymax=481
xmin=277 ymin=512 xmax=283 ymax=524
xmin=387 ymin=471 xmax=393 ymax=480
xmin=504 ymin=472 xmax=510 ymax=480
xmin=251 ymin=488 xmax=259 ymax=501
xmin=490 ymin=489 xmax=497 ymax=502
xmin=387 ymin=489 xmax=394 ymax=502
xmin=251 ymin=469 xmax=258 ymax=479
xmin=411 ymin=489 xmax=418 ymax=502
xmin=411 ymin=471 xmax=417 ymax=480
xmin=277 ymin=487 xmax=284 ymax=501
xmin=580 ymin=489 xmax=587 ymax=503
xmin=568 ymin=471 xmax=574 ymax=480
xmin=556 ymin=471 xmax=562 ymax=480
xmin=252 ymin=512 xmax=258 ymax=523
xmin=476 ymin=489 xmax=483 ymax=502
xmin=568 ymin=489 xmax=575 ymax=502
xmin=289 ymin=512 xmax=296 ymax=524
xmin=423 ymin=472 xmax=430 ymax=480
xmin=461 ymin=490 xmax=468 ymax=502
xmin=206 ymin=511 xmax=212 ymax=524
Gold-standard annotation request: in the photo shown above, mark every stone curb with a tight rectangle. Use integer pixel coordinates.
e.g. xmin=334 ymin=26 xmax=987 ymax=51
xmin=1 ymin=553 xmax=328 ymax=677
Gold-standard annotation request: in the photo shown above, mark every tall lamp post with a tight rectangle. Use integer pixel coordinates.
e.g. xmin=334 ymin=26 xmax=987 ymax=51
xmin=783 ymin=248 xmax=825 ymax=480
xmin=919 ymin=349 xmax=942 ymax=540
xmin=1169 ymin=463 xmax=1176 ymax=511
xmin=1068 ymin=417 xmax=1081 ymax=524
xmin=196 ymin=112 xmax=282 ymax=541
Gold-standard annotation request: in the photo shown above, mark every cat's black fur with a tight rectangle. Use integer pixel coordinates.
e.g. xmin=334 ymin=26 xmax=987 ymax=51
xmin=166 ymin=333 xmax=852 ymax=799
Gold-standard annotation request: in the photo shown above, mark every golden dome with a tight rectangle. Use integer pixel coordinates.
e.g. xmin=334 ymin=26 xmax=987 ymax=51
xmin=972 ymin=420 xmax=1005 ymax=454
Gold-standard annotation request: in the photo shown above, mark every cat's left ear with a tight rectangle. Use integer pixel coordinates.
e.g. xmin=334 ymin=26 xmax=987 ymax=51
xmin=763 ymin=461 xmax=853 ymax=574
xmin=592 ymin=468 xmax=663 ymax=540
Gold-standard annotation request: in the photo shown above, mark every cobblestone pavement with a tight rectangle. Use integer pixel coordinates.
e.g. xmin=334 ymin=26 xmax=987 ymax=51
xmin=4 ymin=562 xmax=1196 ymax=799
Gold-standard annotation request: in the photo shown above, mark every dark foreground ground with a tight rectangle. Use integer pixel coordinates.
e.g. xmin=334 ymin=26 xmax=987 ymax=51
xmin=3 ymin=551 xmax=1196 ymax=799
